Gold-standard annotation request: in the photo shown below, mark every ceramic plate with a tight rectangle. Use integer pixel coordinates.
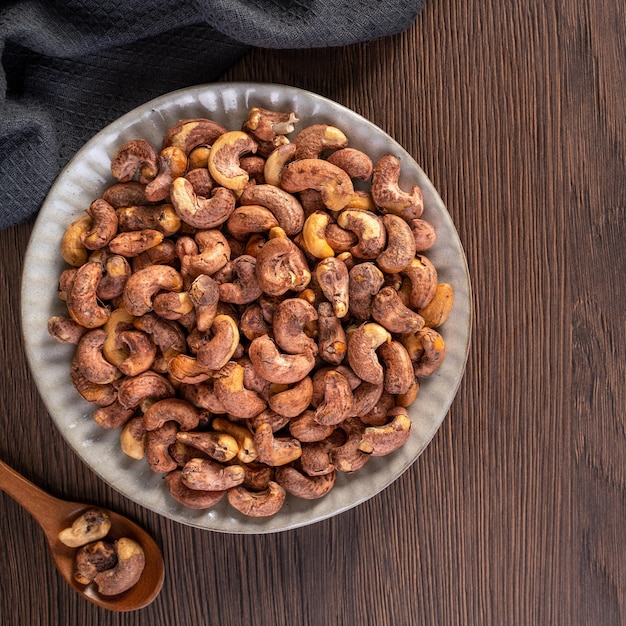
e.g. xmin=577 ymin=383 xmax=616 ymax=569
xmin=21 ymin=83 xmax=472 ymax=533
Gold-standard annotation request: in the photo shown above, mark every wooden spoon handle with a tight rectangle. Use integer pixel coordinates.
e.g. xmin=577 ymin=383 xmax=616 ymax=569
xmin=0 ymin=459 xmax=74 ymax=533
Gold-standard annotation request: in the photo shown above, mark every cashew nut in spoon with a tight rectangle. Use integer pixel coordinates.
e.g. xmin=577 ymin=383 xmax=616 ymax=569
xmin=0 ymin=459 xmax=163 ymax=610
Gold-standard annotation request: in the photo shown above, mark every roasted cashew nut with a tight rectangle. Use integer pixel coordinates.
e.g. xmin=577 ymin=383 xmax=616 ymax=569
xmin=196 ymin=314 xmax=240 ymax=370
xmin=314 ymin=369 xmax=353 ymax=426
xmin=329 ymin=417 xmax=370 ymax=473
xmin=418 ymin=282 xmax=454 ymax=329
xmin=208 ymin=130 xmax=258 ymax=191
xmin=58 ymin=508 xmax=111 ymax=548
xmin=317 ymin=301 xmax=347 ymax=364
xmin=102 ymin=181 xmax=150 ymax=208
xmin=212 ymin=416 xmax=257 ymax=464
xmin=293 ymin=124 xmax=348 ymax=160
xmin=66 ymin=261 xmax=111 ymax=329
xmin=411 ymin=218 xmax=437 ymax=251
xmin=61 ymin=214 xmax=92 ymax=267
xmin=248 ymin=334 xmax=316 ymax=385
xmin=315 ymin=256 xmax=350 ymax=318
xmin=275 ymin=466 xmax=336 ymax=499
xmin=161 ymin=117 xmax=227 ymax=154
xmin=117 ymin=329 xmax=157 ymax=377
xmin=371 ymin=286 xmax=425 ymax=334
xmin=117 ymin=370 xmax=175 ymax=409
xmin=227 ymin=481 xmax=286 ymax=518
xmin=336 ymin=208 xmax=386 ymax=259
xmin=213 ymin=362 xmax=267 ymax=419
xmin=165 ymin=470 xmax=226 ymax=510
xmin=239 ymin=183 xmax=305 ymax=236
xmin=171 ymin=177 xmax=236 ymax=229
xmin=371 ymin=154 xmax=424 ymax=220
xmin=47 ymin=315 xmax=87 ymax=345
xmin=358 ymin=407 xmax=412 ymax=456
xmin=263 ymin=143 xmax=297 ymax=187
xmin=347 ymin=261 xmax=385 ymax=321
xmin=108 ymin=229 xmax=164 ymax=258
xmin=110 ymin=139 xmax=159 ymax=184
xmin=179 ymin=229 xmax=231 ymax=278
xmin=122 ymin=264 xmax=183 ymax=316
xmin=243 ymin=107 xmax=298 ymax=144
xmin=271 ymin=297 xmax=318 ymax=355
xmin=376 ymin=213 xmax=417 ymax=273
xmin=281 ymin=158 xmax=354 ymax=212
xmin=412 ymin=327 xmax=447 ymax=378
xmin=74 ymin=329 xmax=120 ymax=384
xmin=268 ymin=376 xmax=313 ymax=418
xmin=226 ymin=205 xmax=279 ymax=241
xmin=302 ymin=210 xmax=335 ymax=259
xmin=97 ymin=255 xmax=132 ymax=301
xmin=182 ymin=457 xmax=245 ymax=491
xmin=73 ymin=540 xmax=117 ymax=585
xmin=346 ymin=322 xmax=392 ymax=385
xmin=146 ymin=421 xmax=179 ymax=473
xmin=289 ymin=410 xmax=335 ymax=443
xmin=92 ymin=537 xmax=146 ymax=596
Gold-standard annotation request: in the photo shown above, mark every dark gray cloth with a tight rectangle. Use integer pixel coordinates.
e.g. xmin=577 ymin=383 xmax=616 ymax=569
xmin=0 ymin=0 xmax=424 ymax=228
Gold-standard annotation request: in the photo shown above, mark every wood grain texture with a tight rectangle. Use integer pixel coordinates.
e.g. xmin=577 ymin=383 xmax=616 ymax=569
xmin=0 ymin=1 xmax=624 ymax=624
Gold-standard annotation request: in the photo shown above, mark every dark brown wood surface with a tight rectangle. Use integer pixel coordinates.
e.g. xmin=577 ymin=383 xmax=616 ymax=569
xmin=1 ymin=1 xmax=624 ymax=624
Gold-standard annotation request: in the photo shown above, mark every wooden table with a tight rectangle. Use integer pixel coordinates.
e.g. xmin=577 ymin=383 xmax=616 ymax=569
xmin=1 ymin=1 xmax=624 ymax=623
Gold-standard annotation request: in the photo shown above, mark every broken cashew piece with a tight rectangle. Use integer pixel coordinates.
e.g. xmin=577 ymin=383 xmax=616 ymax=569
xmin=58 ymin=508 xmax=111 ymax=548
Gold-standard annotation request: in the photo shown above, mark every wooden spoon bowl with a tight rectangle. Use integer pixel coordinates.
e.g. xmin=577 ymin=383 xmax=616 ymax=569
xmin=0 ymin=459 xmax=164 ymax=611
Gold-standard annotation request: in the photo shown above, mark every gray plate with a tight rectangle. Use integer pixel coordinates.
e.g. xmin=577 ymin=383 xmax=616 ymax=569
xmin=21 ymin=82 xmax=472 ymax=534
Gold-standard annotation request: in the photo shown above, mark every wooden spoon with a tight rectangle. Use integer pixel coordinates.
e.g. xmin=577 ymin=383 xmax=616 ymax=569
xmin=0 ymin=459 xmax=164 ymax=611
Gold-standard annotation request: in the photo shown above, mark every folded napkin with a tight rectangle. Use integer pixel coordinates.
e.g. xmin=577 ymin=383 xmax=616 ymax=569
xmin=0 ymin=0 xmax=424 ymax=228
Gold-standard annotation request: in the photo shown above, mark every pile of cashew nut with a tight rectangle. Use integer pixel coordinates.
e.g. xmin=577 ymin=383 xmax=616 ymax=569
xmin=48 ymin=106 xmax=454 ymax=518
xmin=58 ymin=508 xmax=145 ymax=595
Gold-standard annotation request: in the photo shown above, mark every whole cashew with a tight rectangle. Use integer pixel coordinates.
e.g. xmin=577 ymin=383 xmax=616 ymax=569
xmin=196 ymin=315 xmax=240 ymax=370
xmin=248 ymin=334 xmax=316 ymax=385
xmin=182 ymin=458 xmax=245 ymax=491
xmin=239 ymin=183 xmax=305 ymax=236
xmin=208 ymin=130 xmax=258 ymax=191
xmin=227 ymin=481 xmax=286 ymax=518
xmin=370 ymin=154 xmax=424 ymax=221
xmin=82 ymin=199 xmax=119 ymax=250
xmin=271 ymin=297 xmax=318 ymax=355
xmin=315 ymin=256 xmax=350 ymax=318
xmin=92 ymin=537 xmax=146 ymax=596
xmin=293 ymin=124 xmax=348 ymax=160
xmin=161 ymin=117 xmax=227 ymax=154
xmin=143 ymin=398 xmax=200 ymax=431
xmin=402 ymin=255 xmax=438 ymax=309
xmin=371 ymin=286 xmax=425 ymax=334
xmin=281 ymin=158 xmax=354 ymax=212
xmin=226 ymin=205 xmax=279 ymax=241
xmin=326 ymin=148 xmax=373 ymax=181
xmin=61 ymin=214 xmax=92 ymax=267
xmin=165 ymin=470 xmax=226 ymax=510
xmin=213 ymin=362 xmax=267 ymax=419
xmin=66 ymin=261 xmax=111 ymax=328
xmin=376 ymin=214 xmax=417 ymax=273
xmin=275 ymin=466 xmax=336 ymax=499
xmin=346 ymin=322 xmax=392 ymax=385
xmin=188 ymin=274 xmax=220 ymax=332
xmin=289 ymin=410 xmax=335 ymax=443
xmin=122 ymin=264 xmax=183 ymax=316
xmin=314 ymin=369 xmax=353 ymax=426
xmin=358 ymin=407 xmax=412 ymax=456
xmin=110 ymin=139 xmax=159 ymax=184
xmin=348 ymin=262 xmax=385 ymax=322
xmin=254 ymin=422 xmax=302 ymax=466
xmin=175 ymin=430 xmax=239 ymax=463
xmin=377 ymin=340 xmax=415 ymax=395
xmin=144 ymin=146 xmax=187 ymax=202
xmin=171 ymin=177 xmax=236 ymax=229
xmin=336 ymin=208 xmax=386 ymax=259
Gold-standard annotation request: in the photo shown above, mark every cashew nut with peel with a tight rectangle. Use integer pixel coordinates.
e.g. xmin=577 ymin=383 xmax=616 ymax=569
xmin=213 ymin=362 xmax=267 ymax=419
xmin=212 ymin=417 xmax=257 ymax=464
xmin=411 ymin=327 xmax=447 ymax=378
xmin=73 ymin=540 xmax=117 ymax=585
xmin=314 ymin=369 xmax=353 ymax=426
xmin=329 ymin=417 xmax=370 ymax=473
xmin=248 ymin=334 xmax=316 ymax=385
xmin=271 ymin=297 xmax=318 ymax=355
xmin=161 ymin=117 xmax=227 ymax=154
xmin=326 ymin=148 xmax=373 ymax=181
xmin=239 ymin=183 xmax=305 ymax=236
xmin=402 ymin=255 xmax=438 ymax=309
xmin=48 ymin=315 xmax=87 ymax=345
xmin=346 ymin=322 xmax=392 ymax=385
xmin=182 ymin=458 xmax=245 ymax=491
xmin=281 ymin=159 xmax=354 ymax=212
xmin=358 ymin=407 xmax=412 ymax=456
xmin=143 ymin=398 xmax=200 ymax=431
xmin=315 ymin=256 xmax=350 ymax=318
xmin=370 ymin=154 xmax=424 ymax=220
xmin=82 ymin=199 xmax=119 ymax=250
xmin=61 ymin=214 xmax=92 ymax=267
xmin=418 ymin=283 xmax=454 ymax=329
xmin=376 ymin=213 xmax=417 ymax=273
xmin=226 ymin=204 xmax=279 ymax=240
xmin=371 ymin=286 xmax=425 ymax=334
xmin=110 ymin=139 xmax=159 ymax=184
xmin=175 ymin=430 xmax=239 ymax=463
xmin=146 ymin=421 xmax=179 ymax=473
xmin=171 ymin=177 xmax=236 ymax=229
xmin=196 ymin=314 xmax=240 ymax=370
xmin=74 ymin=329 xmax=120 ymax=384
xmin=208 ymin=130 xmax=258 ymax=191
xmin=317 ymin=301 xmax=347 ymax=365
xmin=268 ymin=376 xmax=313 ymax=418
xmin=275 ymin=466 xmax=336 ymax=499
xmin=377 ymin=340 xmax=415 ymax=395
xmin=122 ymin=264 xmax=183 ymax=316
xmin=227 ymin=481 xmax=286 ymax=517
xmin=58 ymin=508 xmax=111 ymax=548
xmin=289 ymin=410 xmax=335 ymax=443
xmin=117 ymin=329 xmax=157 ymax=377
xmin=66 ymin=261 xmax=111 ymax=328
xmin=117 ymin=370 xmax=175 ymax=409
xmin=254 ymin=422 xmax=302 ymax=466
xmin=348 ymin=262 xmax=385 ymax=321
xmin=165 ymin=470 xmax=226 ymax=509
xmin=336 ymin=208 xmax=386 ymax=259
xmin=188 ymin=274 xmax=220 ymax=332
xmin=144 ymin=146 xmax=187 ymax=202
xmin=179 ymin=230 xmax=231 ymax=279
xmin=293 ymin=124 xmax=348 ymax=160
xmin=243 ymin=107 xmax=299 ymax=144
xmin=255 ymin=228 xmax=311 ymax=296
xmin=91 ymin=537 xmax=146 ymax=596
